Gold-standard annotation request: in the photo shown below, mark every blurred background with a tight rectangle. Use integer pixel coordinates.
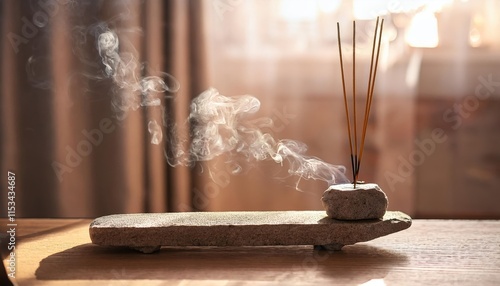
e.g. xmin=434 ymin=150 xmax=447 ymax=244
xmin=1 ymin=0 xmax=499 ymax=218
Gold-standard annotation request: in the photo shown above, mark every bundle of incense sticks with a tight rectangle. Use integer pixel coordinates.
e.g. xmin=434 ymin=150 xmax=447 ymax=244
xmin=337 ymin=17 xmax=384 ymax=188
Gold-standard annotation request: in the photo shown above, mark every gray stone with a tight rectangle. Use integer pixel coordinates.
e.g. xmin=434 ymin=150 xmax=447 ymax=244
xmin=89 ymin=211 xmax=411 ymax=253
xmin=321 ymin=183 xmax=388 ymax=220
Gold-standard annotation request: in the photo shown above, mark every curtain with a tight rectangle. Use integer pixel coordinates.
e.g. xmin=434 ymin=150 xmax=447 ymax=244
xmin=1 ymin=0 xmax=207 ymax=217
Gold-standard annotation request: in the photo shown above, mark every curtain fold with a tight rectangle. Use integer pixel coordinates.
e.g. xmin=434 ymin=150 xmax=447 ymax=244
xmin=1 ymin=0 xmax=207 ymax=217
xmin=163 ymin=0 xmax=209 ymax=212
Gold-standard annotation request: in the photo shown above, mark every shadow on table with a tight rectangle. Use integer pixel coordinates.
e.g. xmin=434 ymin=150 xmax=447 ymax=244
xmin=35 ymin=243 xmax=408 ymax=283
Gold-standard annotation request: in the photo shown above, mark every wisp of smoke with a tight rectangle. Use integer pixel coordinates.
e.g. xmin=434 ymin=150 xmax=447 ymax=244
xmin=185 ymin=88 xmax=349 ymax=186
xmin=95 ymin=24 xmax=179 ymax=144
xmin=274 ymin=140 xmax=349 ymax=187
xmin=95 ymin=27 xmax=348 ymax=188
xmin=188 ymin=88 xmax=269 ymax=162
xmin=148 ymin=120 xmax=162 ymax=145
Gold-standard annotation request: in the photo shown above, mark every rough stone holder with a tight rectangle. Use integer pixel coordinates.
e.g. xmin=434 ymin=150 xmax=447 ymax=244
xmin=89 ymin=210 xmax=412 ymax=253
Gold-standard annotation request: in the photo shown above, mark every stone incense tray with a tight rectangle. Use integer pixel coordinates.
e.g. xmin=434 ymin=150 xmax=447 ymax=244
xmin=89 ymin=210 xmax=411 ymax=253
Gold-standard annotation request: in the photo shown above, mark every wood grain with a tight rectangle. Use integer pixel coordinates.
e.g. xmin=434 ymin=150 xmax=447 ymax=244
xmin=2 ymin=219 xmax=499 ymax=285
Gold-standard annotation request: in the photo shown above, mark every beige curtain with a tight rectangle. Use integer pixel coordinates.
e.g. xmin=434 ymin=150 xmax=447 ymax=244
xmin=1 ymin=0 xmax=207 ymax=217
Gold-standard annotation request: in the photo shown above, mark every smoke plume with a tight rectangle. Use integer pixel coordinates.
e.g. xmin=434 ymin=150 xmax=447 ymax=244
xmin=184 ymin=88 xmax=348 ymax=186
xmin=95 ymin=24 xmax=179 ymax=145
xmin=95 ymin=28 xmax=348 ymax=188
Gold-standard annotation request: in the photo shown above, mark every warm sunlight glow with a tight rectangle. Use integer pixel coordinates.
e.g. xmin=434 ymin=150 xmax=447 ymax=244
xmin=279 ymin=0 xmax=317 ymax=21
xmin=353 ymin=0 xmax=389 ymax=20
xmin=405 ymin=9 xmax=439 ymax=48
xmin=318 ymin=0 xmax=341 ymax=14
xmin=469 ymin=14 xmax=484 ymax=47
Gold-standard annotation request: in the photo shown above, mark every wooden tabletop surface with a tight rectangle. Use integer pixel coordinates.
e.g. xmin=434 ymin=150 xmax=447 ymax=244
xmin=1 ymin=218 xmax=499 ymax=285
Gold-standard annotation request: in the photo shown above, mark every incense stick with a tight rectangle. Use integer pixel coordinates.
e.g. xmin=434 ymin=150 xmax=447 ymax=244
xmin=337 ymin=17 xmax=384 ymax=188
xmin=352 ymin=21 xmax=358 ymax=188
xmin=357 ymin=18 xmax=384 ymax=181
xmin=336 ymin=22 xmax=356 ymax=185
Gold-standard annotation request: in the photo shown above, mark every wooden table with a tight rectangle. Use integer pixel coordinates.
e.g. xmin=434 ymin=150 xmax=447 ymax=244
xmin=1 ymin=219 xmax=499 ymax=285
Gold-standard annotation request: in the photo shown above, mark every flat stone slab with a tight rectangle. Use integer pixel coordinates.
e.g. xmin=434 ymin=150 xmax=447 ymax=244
xmin=89 ymin=211 xmax=411 ymax=253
